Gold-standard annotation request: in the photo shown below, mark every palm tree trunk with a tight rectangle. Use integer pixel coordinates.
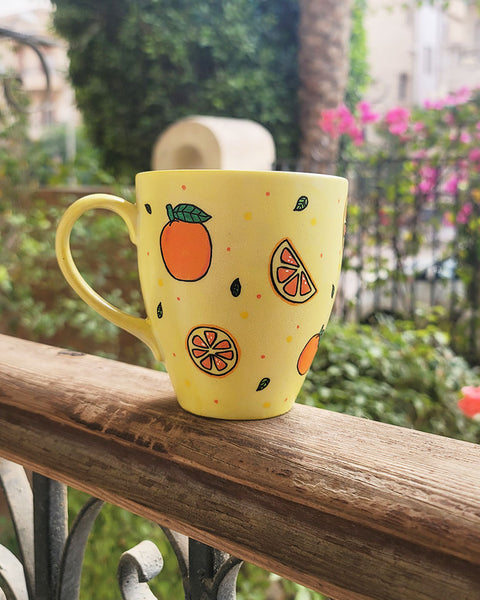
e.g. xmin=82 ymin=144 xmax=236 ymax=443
xmin=298 ymin=0 xmax=353 ymax=172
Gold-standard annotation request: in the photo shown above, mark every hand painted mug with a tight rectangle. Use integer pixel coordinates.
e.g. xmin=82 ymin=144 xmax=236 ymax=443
xmin=56 ymin=170 xmax=348 ymax=419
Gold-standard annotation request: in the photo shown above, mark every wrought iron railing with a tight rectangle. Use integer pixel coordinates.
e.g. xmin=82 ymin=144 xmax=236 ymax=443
xmin=0 ymin=333 xmax=479 ymax=600
xmin=0 ymin=27 xmax=52 ymax=115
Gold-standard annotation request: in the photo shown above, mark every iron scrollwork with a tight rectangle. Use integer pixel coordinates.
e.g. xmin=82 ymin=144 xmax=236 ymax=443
xmin=0 ymin=459 xmax=243 ymax=600
xmin=0 ymin=26 xmax=52 ymax=115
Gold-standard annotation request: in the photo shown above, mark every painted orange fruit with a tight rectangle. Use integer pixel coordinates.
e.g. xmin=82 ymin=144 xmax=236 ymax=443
xmin=187 ymin=325 xmax=239 ymax=377
xmin=297 ymin=333 xmax=320 ymax=375
xmin=160 ymin=203 xmax=212 ymax=281
xmin=270 ymin=239 xmax=317 ymax=304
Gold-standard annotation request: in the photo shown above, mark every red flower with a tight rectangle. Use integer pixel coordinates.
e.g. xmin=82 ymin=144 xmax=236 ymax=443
xmin=458 ymin=386 xmax=480 ymax=418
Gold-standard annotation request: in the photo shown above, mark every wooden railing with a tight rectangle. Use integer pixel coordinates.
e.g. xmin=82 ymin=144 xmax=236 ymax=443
xmin=0 ymin=333 xmax=479 ymax=600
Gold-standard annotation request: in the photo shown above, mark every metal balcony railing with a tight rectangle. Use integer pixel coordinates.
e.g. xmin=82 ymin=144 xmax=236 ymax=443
xmin=0 ymin=333 xmax=479 ymax=600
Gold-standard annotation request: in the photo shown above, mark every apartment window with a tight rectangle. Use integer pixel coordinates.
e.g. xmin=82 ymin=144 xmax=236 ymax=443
xmin=398 ymin=73 xmax=409 ymax=102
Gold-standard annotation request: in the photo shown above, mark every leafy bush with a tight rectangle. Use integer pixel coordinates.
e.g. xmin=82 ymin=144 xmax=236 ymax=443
xmin=298 ymin=317 xmax=480 ymax=444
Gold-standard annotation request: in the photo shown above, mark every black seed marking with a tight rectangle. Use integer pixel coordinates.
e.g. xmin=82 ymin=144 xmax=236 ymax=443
xmin=331 ymin=284 xmax=335 ymax=298
xmin=156 ymin=302 xmax=163 ymax=318
xmin=145 ymin=204 xmax=152 ymax=214
xmin=230 ymin=278 xmax=241 ymax=297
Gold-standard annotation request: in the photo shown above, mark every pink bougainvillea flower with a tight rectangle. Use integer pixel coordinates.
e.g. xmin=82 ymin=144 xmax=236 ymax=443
xmin=319 ymin=108 xmax=341 ymax=138
xmin=443 ymin=174 xmax=461 ymax=194
xmin=458 ymin=386 xmax=480 ymax=418
xmin=413 ymin=121 xmax=425 ymax=132
xmin=457 ymin=202 xmax=473 ymax=224
xmin=417 ymin=165 xmax=438 ymax=196
xmin=460 ymin=131 xmax=472 ymax=144
xmin=469 ymin=147 xmax=480 ymax=162
xmin=424 ymin=98 xmax=445 ymax=110
xmin=357 ymin=100 xmax=380 ymax=125
xmin=385 ymin=106 xmax=410 ymax=136
xmin=452 ymin=86 xmax=471 ymax=105
xmin=336 ymin=104 xmax=357 ymax=135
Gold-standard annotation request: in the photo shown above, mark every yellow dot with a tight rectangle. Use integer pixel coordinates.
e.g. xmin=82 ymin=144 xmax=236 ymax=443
xmin=158 ymin=278 xmax=164 ymax=287
xmin=244 ymin=212 xmax=252 ymax=220
xmin=185 ymin=380 xmax=191 ymax=387
xmin=311 ymin=218 xmax=317 ymax=225
xmin=286 ymin=335 xmax=293 ymax=343
xmin=263 ymin=402 xmax=271 ymax=409
xmin=240 ymin=311 xmax=249 ymax=319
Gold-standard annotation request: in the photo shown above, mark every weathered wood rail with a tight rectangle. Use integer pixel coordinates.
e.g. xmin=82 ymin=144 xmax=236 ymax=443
xmin=0 ymin=334 xmax=479 ymax=600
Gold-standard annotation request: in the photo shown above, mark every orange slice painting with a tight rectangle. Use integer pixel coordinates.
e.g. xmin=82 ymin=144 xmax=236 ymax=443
xmin=187 ymin=325 xmax=239 ymax=377
xmin=270 ymin=239 xmax=317 ymax=304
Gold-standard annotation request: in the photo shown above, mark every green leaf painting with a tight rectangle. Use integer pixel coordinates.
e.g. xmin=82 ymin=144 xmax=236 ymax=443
xmin=256 ymin=377 xmax=271 ymax=391
xmin=167 ymin=203 xmax=212 ymax=224
xmin=293 ymin=195 xmax=309 ymax=211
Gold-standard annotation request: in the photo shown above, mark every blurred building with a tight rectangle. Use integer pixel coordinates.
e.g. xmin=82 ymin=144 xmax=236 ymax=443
xmin=0 ymin=7 xmax=79 ymax=140
xmin=365 ymin=0 xmax=480 ymax=112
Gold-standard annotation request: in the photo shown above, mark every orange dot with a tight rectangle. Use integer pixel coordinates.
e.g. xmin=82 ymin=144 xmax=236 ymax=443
xmin=227 ymin=247 xmax=231 ymax=252
xmin=266 ymin=191 xmax=270 ymax=196
xmin=173 ymin=353 xmax=176 ymax=357
xmin=147 ymin=251 xmax=150 ymax=256
xmin=261 ymin=354 xmax=266 ymax=359
xmin=182 ymin=184 xmax=187 ymax=190
xmin=256 ymin=294 xmax=262 ymax=299
xmin=177 ymin=297 xmax=181 ymax=301
xmin=214 ymin=399 xmax=219 ymax=404
xmin=320 ymin=253 xmax=323 ymax=258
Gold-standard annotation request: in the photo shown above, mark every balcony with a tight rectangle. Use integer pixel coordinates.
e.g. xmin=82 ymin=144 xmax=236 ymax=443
xmin=0 ymin=333 xmax=479 ymax=599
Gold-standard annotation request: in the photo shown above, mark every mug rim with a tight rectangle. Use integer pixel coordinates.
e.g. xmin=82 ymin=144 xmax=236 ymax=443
xmin=135 ymin=169 xmax=347 ymax=183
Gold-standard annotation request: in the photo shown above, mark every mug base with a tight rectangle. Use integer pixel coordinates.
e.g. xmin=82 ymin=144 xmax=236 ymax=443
xmin=176 ymin=398 xmax=296 ymax=420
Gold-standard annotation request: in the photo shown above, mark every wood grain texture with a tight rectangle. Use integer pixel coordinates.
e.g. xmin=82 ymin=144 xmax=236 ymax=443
xmin=0 ymin=334 xmax=479 ymax=600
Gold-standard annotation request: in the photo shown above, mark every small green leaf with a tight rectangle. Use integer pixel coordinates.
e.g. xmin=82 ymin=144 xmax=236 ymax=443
xmin=230 ymin=278 xmax=241 ymax=297
xmin=173 ymin=203 xmax=211 ymax=223
xmin=294 ymin=195 xmax=309 ymax=211
xmin=156 ymin=302 xmax=163 ymax=318
xmin=256 ymin=377 xmax=270 ymax=391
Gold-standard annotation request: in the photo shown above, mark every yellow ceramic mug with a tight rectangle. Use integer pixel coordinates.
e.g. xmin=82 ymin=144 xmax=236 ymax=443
xmin=56 ymin=170 xmax=348 ymax=419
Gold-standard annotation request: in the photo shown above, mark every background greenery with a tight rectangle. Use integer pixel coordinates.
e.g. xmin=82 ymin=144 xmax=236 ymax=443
xmin=51 ymin=0 xmax=368 ymax=178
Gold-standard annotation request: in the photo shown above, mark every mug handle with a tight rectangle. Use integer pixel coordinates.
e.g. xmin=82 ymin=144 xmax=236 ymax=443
xmin=55 ymin=193 xmax=163 ymax=361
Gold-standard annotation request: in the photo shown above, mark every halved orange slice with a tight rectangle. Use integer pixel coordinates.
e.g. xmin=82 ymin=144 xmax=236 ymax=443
xmin=297 ymin=333 xmax=320 ymax=375
xmin=187 ymin=325 xmax=239 ymax=377
xmin=270 ymin=239 xmax=317 ymax=304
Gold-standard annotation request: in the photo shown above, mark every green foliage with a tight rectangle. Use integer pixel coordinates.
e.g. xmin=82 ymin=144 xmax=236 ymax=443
xmin=0 ymin=105 xmax=152 ymax=366
xmin=51 ymin=0 xmax=369 ymax=175
xmin=345 ymin=0 xmax=369 ymax=110
xmin=52 ymin=0 xmax=300 ymax=176
xmin=299 ymin=318 xmax=480 ymax=444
